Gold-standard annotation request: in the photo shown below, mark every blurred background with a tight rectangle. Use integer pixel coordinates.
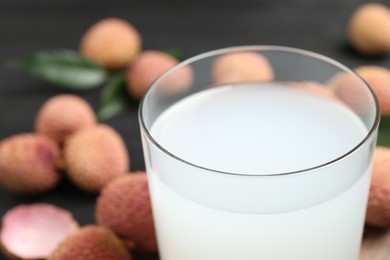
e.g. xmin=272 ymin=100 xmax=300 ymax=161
xmin=0 ymin=0 xmax=389 ymax=259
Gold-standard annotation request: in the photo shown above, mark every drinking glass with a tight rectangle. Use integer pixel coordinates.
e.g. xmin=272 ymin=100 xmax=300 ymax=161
xmin=139 ymin=46 xmax=379 ymax=260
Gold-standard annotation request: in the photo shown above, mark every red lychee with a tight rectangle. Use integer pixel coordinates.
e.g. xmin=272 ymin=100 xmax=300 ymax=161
xmin=355 ymin=66 xmax=390 ymax=115
xmin=366 ymin=146 xmax=390 ymax=228
xmin=212 ymin=51 xmax=274 ymax=85
xmin=125 ymin=50 xmax=192 ymax=100
xmin=80 ymin=18 xmax=141 ymax=69
xmin=96 ymin=172 xmax=157 ymax=253
xmin=348 ymin=3 xmax=390 ymax=56
xmin=64 ymin=124 xmax=129 ymax=193
xmin=0 ymin=133 xmax=60 ymax=194
xmin=35 ymin=94 xmax=96 ymax=144
xmin=48 ymin=225 xmax=132 ymax=260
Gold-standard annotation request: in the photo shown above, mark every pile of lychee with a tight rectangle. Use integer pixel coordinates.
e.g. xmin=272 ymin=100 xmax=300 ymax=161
xmin=347 ymin=3 xmax=390 ymax=230
xmin=0 ymin=2 xmax=390 ymax=258
xmin=79 ymin=17 xmax=188 ymax=100
xmin=0 ymin=16 xmax=195 ymax=259
xmin=0 ymin=94 xmax=156 ymax=260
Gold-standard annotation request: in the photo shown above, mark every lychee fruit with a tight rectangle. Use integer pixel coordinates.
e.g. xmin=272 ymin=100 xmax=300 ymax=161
xmin=355 ymin=66 xmax=390 ymax=115
xmin=80 ymin=18 xmax=141 ymax=69
xmin=35 ymin=94 xmax=97 ymax=144
xmin=64 ymin=124 xmax=129 ymax=193
xmin=366 ymin=146 xmax=390 ymax=227
xmin=328 ymin=72 xmax=371 ymax=115
xmin=0 ymin=133 xmax=60 ymax=194
xmin=125 ymin=50 xmax=192 ymax=100
xmin=0 ymin=203 xmax=79 ymax=260
xmin=96 ymin=172 xmax=157 ymax=253
xmin=348 ymin=3 xmax=390 ymax=56
xmin=48 ymin=225 xmax=132 ymax=260
xmin=212 ymin=51 xmax=274 ymax=85
xmin=287 ymin=81 xmax=339 ymax=101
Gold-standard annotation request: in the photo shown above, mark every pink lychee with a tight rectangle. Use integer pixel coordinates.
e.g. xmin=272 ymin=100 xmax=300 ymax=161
xmin=96 ymin=172 xmax=157 ymax=253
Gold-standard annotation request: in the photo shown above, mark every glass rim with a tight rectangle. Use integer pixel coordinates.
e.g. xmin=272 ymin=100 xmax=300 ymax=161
xmin=138 ymin=45 xmax=380 ymax=178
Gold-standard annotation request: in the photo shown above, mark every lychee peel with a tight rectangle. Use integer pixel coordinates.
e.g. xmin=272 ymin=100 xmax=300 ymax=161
xmin=35 ymin=94 xmax=97 ymax=144
xmin=96 ymin=172 xmax=157 ymax=253
xmin=48 ymin=225 xmax=132 ymax=260
xmin=64 ymin=124 xmax=129 ymax=193
xmin=0 ymin=133 xmax=60 ymax=194
xmin=0 ymin=203 xmax=79 ymax=259
xmin=80 ymin=18 xmax=141 ymax=69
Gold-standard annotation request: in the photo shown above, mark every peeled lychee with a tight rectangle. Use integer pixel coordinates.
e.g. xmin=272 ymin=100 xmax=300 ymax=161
xmin=366 ymin=146 xmax=390 ymax=227
xmin=48 ymin=225 xmax=132 ymax=260
xmin=0 ymin=133 xmax=60 ymax=194
xmin=212 ymin=51 xmax=274 ymax=85
xmin=96 ymin=172 xmax=157 ymax=253
xmin=80 ymin=18 xmax=141 ymax=69
xmin=355 ymin=66 xmax=390 ymax=115
xmin=1 ymin=203 xmax=79 ymax=260
xmin=125 ymin=50 xmax=192 ymax=100
xmin=35 ymin=94 xmax=96 ymax=144
xmin=64 ymin=124 xmax=129 ymax=193
xmin=348 ymin=3 xmax=390 ymax=56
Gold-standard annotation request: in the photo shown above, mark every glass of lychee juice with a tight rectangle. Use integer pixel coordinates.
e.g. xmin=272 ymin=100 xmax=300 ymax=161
xmin=139 ymin=46 xmax=379 ymax=260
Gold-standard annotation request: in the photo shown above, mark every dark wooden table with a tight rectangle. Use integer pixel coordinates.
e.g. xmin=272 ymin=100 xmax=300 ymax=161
xmin=0 ymin=0 xmax=389 ymax=259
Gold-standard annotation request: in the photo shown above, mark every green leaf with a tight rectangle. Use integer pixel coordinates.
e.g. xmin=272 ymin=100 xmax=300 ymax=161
xmin=97 ymin=73 xmax=129 ymax=121
xmin=97 ymin=99 xmax=128 ymax=121
xmin=377 ymin=116 xmax=390 ymax=147
xmin=163 ymin=48 xmax=182 ymax=60
xmin=7 ymin=50 xmax=107 ymax=90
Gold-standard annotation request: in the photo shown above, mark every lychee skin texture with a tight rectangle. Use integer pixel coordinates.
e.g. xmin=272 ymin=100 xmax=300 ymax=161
xmin=0 ymin=133 xmax=60 ymax=194
xmin=48 ymin=225 xmax=132 ymax=260
xmin=96 ymin=172 xmax=157 ymax=253
xmin=64 ymin=124 xmax=129 ymax=193
xmin=1 ymin=203 xmax=79 ymax=260
xmin=126 ymin=50 xmax=192 ymax=100
xmin=35 ymin=94 xmax=96 ymax=144
xmin=355 ymin=66 xmax=390 ymax=115
xmin=348 ymin=3 xmax=390 ymax=55
xmin=366 ymin=147 xmax=390 ymax=228
xmin=212 ymin=51 xmax=274 ymax=85
xmin=80 ymin=18 xmax=141 ymax=69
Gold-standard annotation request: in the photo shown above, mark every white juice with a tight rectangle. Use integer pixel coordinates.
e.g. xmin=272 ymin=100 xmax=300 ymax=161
xmin=144 ymin=84 xmax=373 ymax=260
